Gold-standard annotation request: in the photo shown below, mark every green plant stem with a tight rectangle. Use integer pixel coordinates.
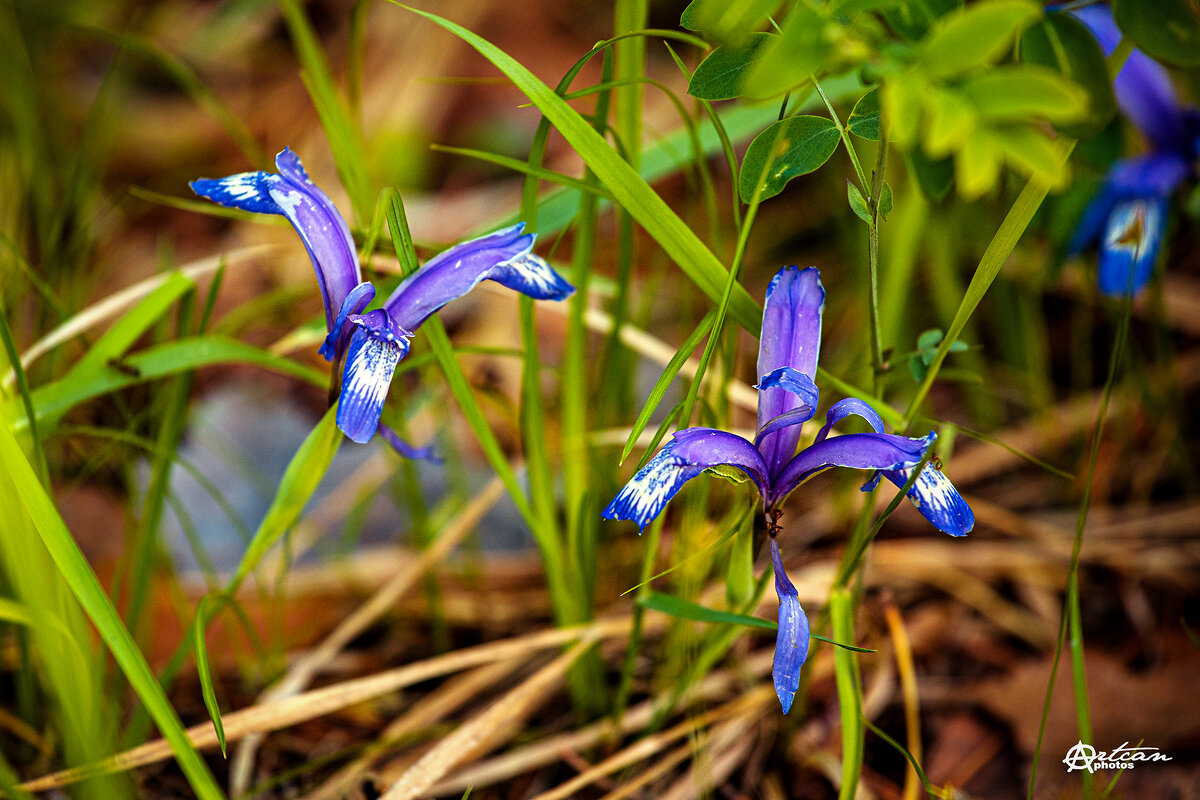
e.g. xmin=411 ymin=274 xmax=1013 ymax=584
xmin=831 ymin=587 xmax=863 ymax=800
xmin=814 ymin=77 xmax=870 ymax=193
xmin=866 ymin=128 xmax=889 ymax=397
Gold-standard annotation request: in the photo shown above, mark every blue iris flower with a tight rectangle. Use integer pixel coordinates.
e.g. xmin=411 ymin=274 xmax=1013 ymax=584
xmin=191 ymin=148 xmax=573 ymax=454
xmin=602 ymin=266 xmax=973 ymax=713
xmin=1071 ymin=6 xmax=1200 ymax=296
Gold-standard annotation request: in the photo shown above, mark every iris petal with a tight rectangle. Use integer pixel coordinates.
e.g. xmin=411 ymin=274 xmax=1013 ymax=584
xmin=882 ymin=463 xmax=975 ymax=536
xmin=757 ymin=266 xmax=825 ymax=478
xmin=383 ymin=224 xmax=574 ymax=332
xmin=602 ymin=428 xmax=769 ymax=531
xmin=1098 ymin=197 xmax=1166 ymax=296
xmin=376 ymin=422 xmax=441 ymax=464
xmin=770 ymin=537 xmax=809 ymax=714
xmin=337 ymin=313 xmax=411 ymax=443
xmin=771 ymin=431 xmax=932 ymax=506
xmin=191 ymin=148 xmax=363 ymax=333
xmin=189 ymin=171 xmax=282 ymax=214
xmin=754 ymin=367 xmax=819 ymax=445
xmin=320 ymin=282 xmax=376 ymax=362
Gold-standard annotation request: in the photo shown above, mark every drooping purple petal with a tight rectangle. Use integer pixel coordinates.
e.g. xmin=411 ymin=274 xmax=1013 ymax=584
xmin=337 ymin=310 xmax=412 ymax=443
xmin=382 ymin=224 xmax=574 ymax=332
xmin=769 ymin=431 xmax=932 ymax=507
xmin=602 ymin=428 xmax=769 ymax=531
xmin=757 ymin=266 xmax=825 ymax=479
xmin=191 ymin=148 xmax=363 ymax=333
xmin=814 ymin=397 xmax=887 ymax=442
xmin=377 ymin=422 xmax=442 ymax=464
xmin=320 ymin=281 xmax=376 ymax=362
xmin=1098 ymin=196 xmax=1167 ymax=296
xmin=754 ymin=367 xmax=819 ymax=444
xmin=1073 ymin=5 xmax=1193 ymax=154
xmin=882 ymin=463 xmax=975 ymax=536
xmin=770 ymin=537 xmax=809 ymax=714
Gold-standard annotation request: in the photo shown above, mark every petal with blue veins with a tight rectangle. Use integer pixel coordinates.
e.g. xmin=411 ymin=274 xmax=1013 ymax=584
xmin=757 ymin=266 xmax=825 ymax=479
xmin=602 ymin=428 xmax=769 ymax=531
xmin=882 ymin=463 xmax=975 ymax=536
xmin=383 ymin=224 xmax=574 ymax=331
xmin=770 ymin=537 xmax=809 ymax=714
xmin=770 ymin=431 xmax=931 ymax=507
xmin=337 ymin=311 xmax=411 ymax=443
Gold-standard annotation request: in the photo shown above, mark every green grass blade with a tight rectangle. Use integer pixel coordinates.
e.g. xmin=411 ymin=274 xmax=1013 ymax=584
xmin=63 ymin=271 xmax=194 ymax=379
xmin=902 ymin=152 xmax=1071 ymax=429
xmin=227 ymin=403 xmax=342 ymax=591
xmin=640 ymin=590 xmax=776 ymax=629
xmin=396 ymin=3 xmax=763 ymax=335
xmin=279 ymin=0 xmax=372 ymax=223
xmin=830 ymin=587 xmax=864 ymax=800
xmin=430 ymin=145 xmax=614 ymax=199
xmin=0 ymin=306 xmax=47 ymax=483
xmin=12 ymin=336 xmax=325 ymax=429
xmin=863 ymin=719 xmax=938 ymax=799
xmin=0 ymin=421 xmax=226 ymax=800
xmin=620 ymin=310 xmax=715 ymax=464
xmin=193 ymin=596 xmax=227 ymax=757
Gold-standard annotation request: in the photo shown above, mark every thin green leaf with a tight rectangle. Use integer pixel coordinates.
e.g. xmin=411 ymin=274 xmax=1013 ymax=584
xmin=430 ymin=144 xmax=614 ymax=199
xmin=228 ymin=404 xmax=342 ymax=591
xmin=193 ymin=596 xmax=227 ymax=757
xmin=903 ymin=152 xmax=1068 ymax=428
xmin=396 ymin=3 xmax=763 ymax=335
xmin=864 ymin=719 xmax=939 ymax=798
xmin=12 ymin=336 xmax=324 ymax=430
xmin=640 ymin=590 xmax=778 ymax=629
xmin=0 ymin=423 xmax=226 ymax=800
xmin=620 ymin=311 xmax=715 ymax=464
xmin=279 ymin=0 xmax=372 ymax=222
xmin=811 ymin=634 xmax=878 ymax=654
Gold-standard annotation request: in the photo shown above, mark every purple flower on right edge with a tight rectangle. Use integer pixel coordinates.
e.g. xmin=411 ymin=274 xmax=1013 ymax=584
xmin=1070 ymin=5 xmax=1200 ymax=296
xmin=602 ymin=265 xmax=973 ymax=714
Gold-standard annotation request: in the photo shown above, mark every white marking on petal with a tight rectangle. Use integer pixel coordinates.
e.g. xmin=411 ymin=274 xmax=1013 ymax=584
xmin=892 ymin=464 xmax=974 ymax=536
xmin=603 ymin=450 xmax=691 ymax=530
xmin=1105 ymin=199 xmax=1160 ymax=264
xmin=273 ymin=189 xmax=304 ymax=217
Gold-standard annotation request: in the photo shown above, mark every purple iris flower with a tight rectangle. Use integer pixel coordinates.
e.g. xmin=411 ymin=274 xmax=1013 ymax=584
xmin=1071 ymin=6 xmax=1200 ymax=295
xmin=602 ymin=266 xmax=973 ymax=713
xmin=191 ymin=148 xmax=573 ymax=451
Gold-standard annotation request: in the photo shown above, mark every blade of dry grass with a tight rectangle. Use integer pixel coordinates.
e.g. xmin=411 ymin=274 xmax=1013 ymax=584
xmin=19 ymin=619 xmax=632 ymax=793
xmin=228 ymin=475 xmax=507 ymax=794
xmin=379 ymin=640 xmax=596 ymax=800
xmin=302 ymin=659 xmax=521 ymax=800
xmin=525 ymin=688 xmax=773 ymax=800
